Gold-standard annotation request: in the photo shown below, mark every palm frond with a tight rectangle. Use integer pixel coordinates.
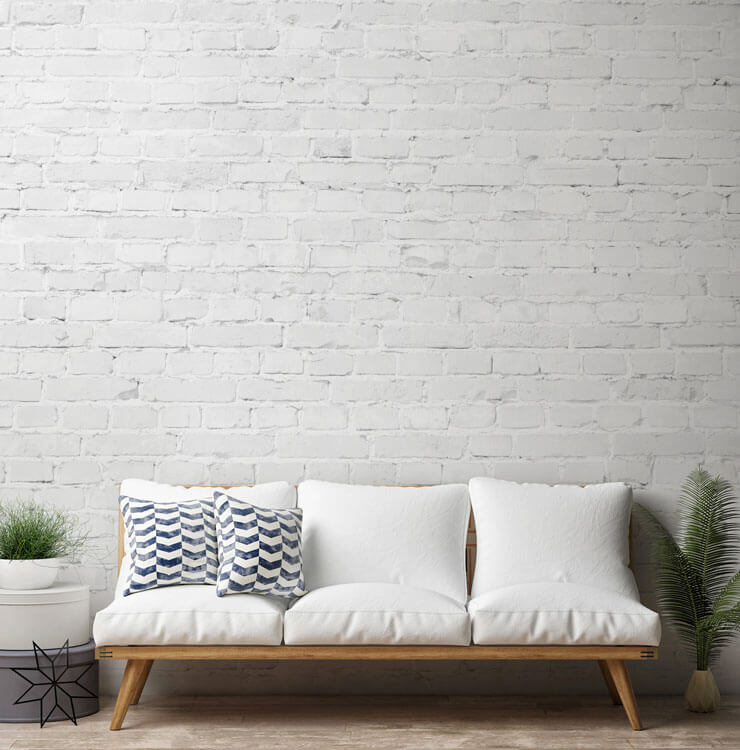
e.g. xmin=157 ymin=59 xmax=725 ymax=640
xmin=635 ymin=503 xmax=708 ymax=651
xmin=697 ymin=604 xmax=740 ymax=668
xmin=680 ymin=468 xmax=740 ymax=600
xmin=714 ymin=570 xmax=740 ymax=614
xmin=638 ymin=469 xmax=740 ymax=670
xmin=698 ymin=604 xmax=740 ymax=633
xmin=655 ymin=538 xmax=708 ymax=649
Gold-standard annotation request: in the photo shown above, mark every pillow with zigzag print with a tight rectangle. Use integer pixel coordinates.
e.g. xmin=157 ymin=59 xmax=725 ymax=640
xmin=120 ymin=495 xmax=218 ymax=596
xmin=214 ymin=491 xmax=306 ymax=598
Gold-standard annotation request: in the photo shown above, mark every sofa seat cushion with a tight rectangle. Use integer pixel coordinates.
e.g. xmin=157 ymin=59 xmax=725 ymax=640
xmin=468 ymin=582 xmax=661 ymax=646
xmin=284 ymin=583 xmax=471 ymax=645
xmin=94 ymin=572 xmax=286 ymax=646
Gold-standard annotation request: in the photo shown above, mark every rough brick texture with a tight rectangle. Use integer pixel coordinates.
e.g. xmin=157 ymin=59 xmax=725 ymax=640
xmin=0 ymin=0 xmax=739 ymax=695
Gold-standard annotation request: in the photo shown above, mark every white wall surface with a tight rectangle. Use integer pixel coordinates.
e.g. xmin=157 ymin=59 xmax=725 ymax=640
xmin=0 ymin=0 xmax=739 ymax=695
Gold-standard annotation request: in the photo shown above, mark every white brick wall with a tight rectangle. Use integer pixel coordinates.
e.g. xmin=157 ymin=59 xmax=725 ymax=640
xmin=1 ymin=0 xmax=739 ymax=696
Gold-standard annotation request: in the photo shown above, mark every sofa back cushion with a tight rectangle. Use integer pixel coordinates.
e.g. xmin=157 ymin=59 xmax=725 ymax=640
xmin=469 ymin=477 xmax=637 ymax=599
xmin=297 ymin=481 xmax=470 ymax=603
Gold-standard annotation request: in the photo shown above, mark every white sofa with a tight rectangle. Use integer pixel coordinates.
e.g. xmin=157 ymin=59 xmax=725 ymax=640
xmin=94 ymin=477 xmax=660 ymax=731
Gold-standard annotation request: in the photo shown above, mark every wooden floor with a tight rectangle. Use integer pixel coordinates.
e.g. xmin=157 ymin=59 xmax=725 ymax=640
xmin=2 ymin=695 xmax=739 ymax=749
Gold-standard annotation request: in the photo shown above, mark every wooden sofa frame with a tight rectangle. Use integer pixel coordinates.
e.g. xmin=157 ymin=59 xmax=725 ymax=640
xmin=97 ymin=491 xmax=658 ymax=732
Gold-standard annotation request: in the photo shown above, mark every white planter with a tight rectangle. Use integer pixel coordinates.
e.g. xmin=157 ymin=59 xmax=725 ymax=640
xmin=0 ymin=558 xmax=62 ymax=590
xmin=0 ymin=583 xmax=90 ymax=649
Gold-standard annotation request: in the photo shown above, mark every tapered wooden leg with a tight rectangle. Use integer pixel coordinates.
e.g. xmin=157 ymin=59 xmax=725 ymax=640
xmin=598 ymin=659 xmax=621 ymax=705
xmin=110 ymin=659 xmax=153 ymax=730
xmin=604 ymin=659 xmax=643 ymax=730
xmin=130 ymin=659 xmax=153 ymax=705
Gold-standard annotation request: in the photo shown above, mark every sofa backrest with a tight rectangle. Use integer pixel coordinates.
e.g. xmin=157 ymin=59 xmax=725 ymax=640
xmin=298 ymin=480 xmax=470 ymax=604
xmin=469 ymin=477 xmax=637 ymax=599
xmin=115 ymin=480 xmax=632 ymax=596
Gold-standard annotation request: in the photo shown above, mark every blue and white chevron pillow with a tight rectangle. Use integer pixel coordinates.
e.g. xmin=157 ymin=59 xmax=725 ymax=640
xmin=120 ymin=495 xmax=218 ymax=596
xmin=214 ymin=491 xmax=306 ymax=598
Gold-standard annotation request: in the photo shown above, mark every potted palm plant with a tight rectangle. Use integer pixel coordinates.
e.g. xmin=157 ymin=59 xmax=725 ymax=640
xmin=636 ymin=468 xmax=740 ymax=712
xmin=0 ymin=501 xmax=87 ymax=590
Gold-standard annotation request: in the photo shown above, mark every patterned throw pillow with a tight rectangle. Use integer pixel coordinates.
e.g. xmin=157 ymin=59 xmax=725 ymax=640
xmin=214 ymin=491 xmax=306 ymax=598
xmin=120 ymin=495 xmax=218 ymax=596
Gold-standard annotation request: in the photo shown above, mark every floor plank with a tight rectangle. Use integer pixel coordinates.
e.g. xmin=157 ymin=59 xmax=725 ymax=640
xmin=1 ymin=695 xmax=738 ymax=750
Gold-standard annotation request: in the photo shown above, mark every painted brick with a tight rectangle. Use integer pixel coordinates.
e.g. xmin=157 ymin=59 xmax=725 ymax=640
xmin=0 ymin=0 xmax=737 ymax=700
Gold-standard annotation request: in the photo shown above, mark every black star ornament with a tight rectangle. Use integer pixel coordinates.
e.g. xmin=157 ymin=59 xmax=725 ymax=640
xmin=11 ymin=639 xmax=96 ymax=727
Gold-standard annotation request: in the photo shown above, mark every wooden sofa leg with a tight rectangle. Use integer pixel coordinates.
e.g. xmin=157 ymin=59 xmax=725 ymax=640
xmin=598 ymin=659 xmax=621 ymax=705
xmin=110 ymin=659 xmax=153 ymax=730
xmin=604 ymin=659 xmax=643 ymax=730
xmin=130 ymin=659 xmax=153 ymax=705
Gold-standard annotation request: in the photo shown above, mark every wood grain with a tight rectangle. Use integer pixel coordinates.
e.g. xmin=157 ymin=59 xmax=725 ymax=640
xmin=604 ymin=658 xmax=643 ymax=730
xmin=129 ymin=660 xmax=153 ymax=706
xmin=598 ymin=659 xmax=622 ymax=706
xmin=110 ymin=659 xmax=154 ymax=731
xmin=96 ymin=645 xmax=657 ymax=661
xmin=4 ymin=695 xmax=740 ymax=748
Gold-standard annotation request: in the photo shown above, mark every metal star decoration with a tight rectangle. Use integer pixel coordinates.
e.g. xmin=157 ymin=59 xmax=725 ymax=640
xmin=11 ymin=640 xmax=97 ymax=727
